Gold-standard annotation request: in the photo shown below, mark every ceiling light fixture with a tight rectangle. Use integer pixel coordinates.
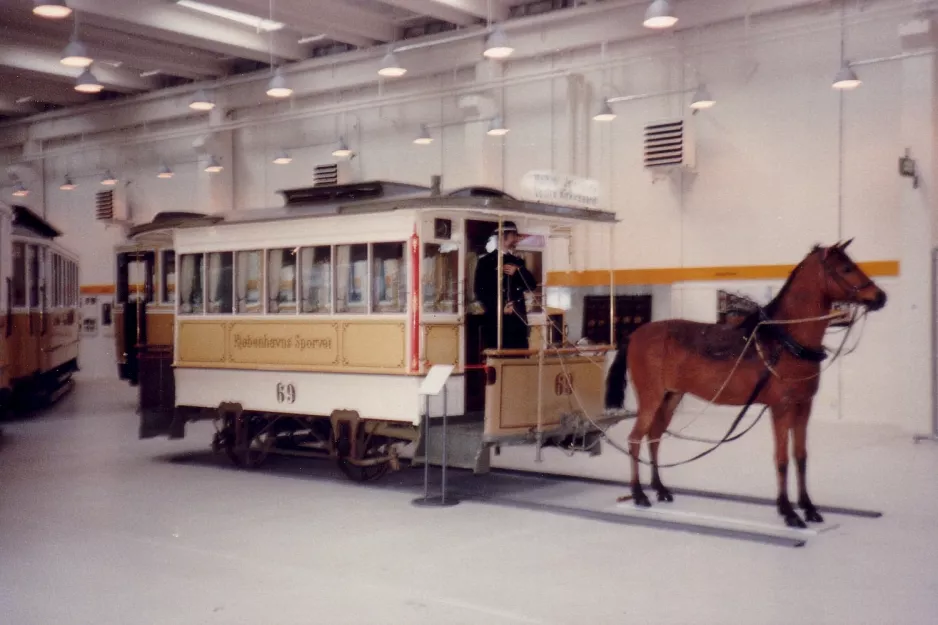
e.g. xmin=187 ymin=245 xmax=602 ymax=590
xmin=378 ymin=51 xmax=406 ymax=78
xmin=643 ymin=0 xmax=678 ymax=29
xmin=101 ymin=170 xmax=117 ymax=186
xmin=157 ymin=163 xmax=174 ymax=179
xmin=487 ymin=116 xmax=509 ymax=136
xmin=690 ymin=84 xmax=716 ymax=109
xmin=60 ymin=175 xmax=76 ymax=190
xmin=75 ymin=68 xmax=103 ymax=93
xmin=593 ymin=99 xmax=616 ymax=121
xmin=176 ymin=0 xmax=284 ymax=31
xmin=61 ymin=39 xmax=93 ymax=68
xmin=12 ymin=181 xmax=29 ymax=197
xmin=332 ymin=138 xmax=353 ymax=158
xmin=266 ymin=67 xmax=292 ymax=98
xmin=272 ymin=149 xmax=292 ymax=164
xmin=413 ymin=124 xmax=433 ymax=145
xmin=483 ymin=25 xmax=513 ymax=59
xmin=33 ymin=0 xmax=72 ymax=19
xmin=189 ymin=89 xmax=215 ymax=111
xmin=832 ymin=63 xmax=861 ymax=90
xmin=204 ymin=155 xmax=223 ymax=173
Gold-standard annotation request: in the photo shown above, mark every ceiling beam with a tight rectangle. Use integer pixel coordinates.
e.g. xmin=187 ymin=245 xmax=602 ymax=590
xmin=0 ymin=98 xmax=43 ymax=116
xmin=423 ymin=0 xmax=507 ymax=21
xmin=0 ymin=70 xmax=94 ymax=105
xmin=61 ymin=0 xmax=305 ymax=63
xmin=0 ymin=44 xmax=159 ymax=92
xmin=0 ymin=27 xmax=228 ymax=80
xmin=372 ymin=0 xmax=480 ymax=26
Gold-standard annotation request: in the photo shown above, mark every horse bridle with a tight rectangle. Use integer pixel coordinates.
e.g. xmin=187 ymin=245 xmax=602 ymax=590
xmin=817 ymin=247 xmax=875 ymax=304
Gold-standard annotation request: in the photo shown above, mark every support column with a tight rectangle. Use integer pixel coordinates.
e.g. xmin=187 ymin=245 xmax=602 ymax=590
xmin=898 ymin=18 xmax=938 ymax=434
xmin=457 ymin=60 xmax=504 ymax=188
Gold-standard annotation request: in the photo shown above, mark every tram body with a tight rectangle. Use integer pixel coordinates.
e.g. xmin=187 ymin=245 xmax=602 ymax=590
xmin=113 ymin=212 xmax=219 ymax=385
xmin=148 ymin=182 xmax=627 ymax=477
xmin=1 ymin=203 xmax=79 ymax=412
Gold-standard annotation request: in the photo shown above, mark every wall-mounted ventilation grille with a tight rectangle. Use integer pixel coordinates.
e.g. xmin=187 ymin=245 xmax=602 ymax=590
xmin=643 ymin=119 xmax=689 ymax=169
xmin=313 ymin=161 xmax=354 ymax=187
xmin=95 ymin=190 xmax=114 ymax=221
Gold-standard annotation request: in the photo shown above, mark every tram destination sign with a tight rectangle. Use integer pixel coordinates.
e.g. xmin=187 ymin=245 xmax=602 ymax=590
xmin=519 ymin=170 xmax=601 ymax=209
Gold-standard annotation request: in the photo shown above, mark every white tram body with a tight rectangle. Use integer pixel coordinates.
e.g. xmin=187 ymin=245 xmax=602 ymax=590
xmin=1 ymin=203 xmax=80 ymax=412
xmin=157 ymin=182 xmax=626 ymax=477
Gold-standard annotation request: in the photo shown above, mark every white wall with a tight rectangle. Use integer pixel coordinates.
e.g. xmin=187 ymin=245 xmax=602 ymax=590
xmin=0 ymin=1 xmax=929 ymax=440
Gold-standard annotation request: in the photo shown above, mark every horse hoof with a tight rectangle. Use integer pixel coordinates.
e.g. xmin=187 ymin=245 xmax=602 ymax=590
xmin=633 ymin=492 xmax=652 ymax=508
xmin=784 ymin=513 xmax=807 ymax=529
xmin=803 ymin=508 xmax=824 ymax=523
xmin=656 ymin=489 xmax=674 ymax=503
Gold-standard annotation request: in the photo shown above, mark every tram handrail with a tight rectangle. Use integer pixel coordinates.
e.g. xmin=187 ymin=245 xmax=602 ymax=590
xmin=482 ymin=345 xmax=616 ymax=357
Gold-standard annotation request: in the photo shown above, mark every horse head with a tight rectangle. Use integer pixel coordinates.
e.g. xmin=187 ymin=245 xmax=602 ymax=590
xmin=814 ymin=239 xmax=887 ymax=311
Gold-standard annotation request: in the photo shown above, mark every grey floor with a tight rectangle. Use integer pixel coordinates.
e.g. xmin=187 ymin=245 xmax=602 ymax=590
xmin=2 ymin=380 xmax=937 ymax=625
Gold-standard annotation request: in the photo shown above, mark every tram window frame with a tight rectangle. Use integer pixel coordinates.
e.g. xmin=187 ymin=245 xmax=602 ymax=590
xmin=299 ymin=245 xmax=333 ymax=314
xmin=267 ymin=247 xmax=298 ymax=315
xmin=12 ymin=242 xmax=26 ymax=307
xmin=235 ymin=250 xmax=264 ymax=314
xmin=55 ymin=255 xmax=62 ymax=307
xmin=371 ymin=241 xmax=407 ymax=314
xmin=178 ymin=253 xmax=205 ymax=314
xmin=205 ymin=251 xmax=234 ymax=314
xmin=27 ymin=244 xmax=40 ymax=308
xmin=335 ymin=243 xmax=368 ymax=314
xmin=422 ymin=242 xmax=459 ymax=314
xmin=161 ymin=249 xmax=176 ymax=305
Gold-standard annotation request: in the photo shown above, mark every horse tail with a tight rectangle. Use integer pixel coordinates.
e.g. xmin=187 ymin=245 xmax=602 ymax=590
xmin=604 ymin=339 xmax=629 ymax=409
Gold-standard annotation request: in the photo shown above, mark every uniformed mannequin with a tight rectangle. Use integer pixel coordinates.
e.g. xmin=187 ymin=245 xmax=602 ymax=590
xmin=473 ymin=221 xmax=538 ymax=350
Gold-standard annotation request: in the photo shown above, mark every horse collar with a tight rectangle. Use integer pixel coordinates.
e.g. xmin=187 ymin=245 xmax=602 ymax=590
xmin=757 ymin=310 xmax=828 ymax=363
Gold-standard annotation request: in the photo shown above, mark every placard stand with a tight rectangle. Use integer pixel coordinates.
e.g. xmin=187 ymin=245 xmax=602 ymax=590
xmin=412 ymin=364 xmax=459 ymax=508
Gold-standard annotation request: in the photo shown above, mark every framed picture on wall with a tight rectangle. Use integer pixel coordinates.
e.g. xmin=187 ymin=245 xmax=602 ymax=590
xmin=717 ymin=290 xmax=759 ymax=325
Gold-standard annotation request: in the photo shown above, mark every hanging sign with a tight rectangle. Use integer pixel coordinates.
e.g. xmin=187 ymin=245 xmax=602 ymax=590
xmin=519 ymin=170 xmax=601 ymax=209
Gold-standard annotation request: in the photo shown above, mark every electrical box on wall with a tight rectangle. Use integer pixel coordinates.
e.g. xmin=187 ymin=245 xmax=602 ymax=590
xmin=643 ymin=117 xmax=696 ymax=174
xmin=313 ymin=161 xmax=354 ymax=187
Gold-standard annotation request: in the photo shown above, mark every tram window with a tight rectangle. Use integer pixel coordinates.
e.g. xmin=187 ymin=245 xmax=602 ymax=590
xmin=300 ymin=246 xmax=332 ymax=313
xmin=28 ymin=245 xmax=40 ymax=308
xmin=268 ymin=248 xmax=298 ymax=314
xmin=336 ymin=244 xmax=367 ymax=313
xmin=423 ymin=243 xmax=458 ymax=314
xmin=12 ymin=242 xmax=25 ymax=307
xmin=162 ymin=250 xmax=176 ymax=304
xmin=178 ymin=253 xmax=205 ymax=314
xmin=372 ymin=242 xmax=406 ymax=314
xmin=206 ymin=252 xmax=233 ymax=314
xmin=235 ymin=250 xmax=263 ymax=314
xmin=54 ymin=255 xmax=61 ymax=307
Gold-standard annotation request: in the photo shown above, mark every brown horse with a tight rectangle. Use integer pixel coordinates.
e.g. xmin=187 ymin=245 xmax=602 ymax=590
xmin=604 ymin=240 xmax=887 ymax=528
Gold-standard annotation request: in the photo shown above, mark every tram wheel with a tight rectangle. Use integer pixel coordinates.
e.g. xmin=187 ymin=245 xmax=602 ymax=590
xmin=224 ymin=415 xmax=275 ymax=469
xmin=337 ymin=458 xmax=391 ymax=482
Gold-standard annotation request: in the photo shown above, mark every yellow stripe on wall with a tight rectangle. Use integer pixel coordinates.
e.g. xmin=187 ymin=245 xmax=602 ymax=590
xmin=80 ymin=284 xmax=116 ymax=295
xmin=546 ymin=260 xmax=900 ymax=287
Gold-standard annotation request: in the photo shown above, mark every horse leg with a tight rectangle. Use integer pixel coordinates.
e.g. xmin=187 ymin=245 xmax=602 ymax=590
xmin=649 ymin=392 xmax=684 ymax=502
xmin=771 ymin=406 xmax=806 ymax=528
xmin=627 ymin=396 xmax=665 ymax=508
xmin=792 ymin=405 xmax=824 ymax=523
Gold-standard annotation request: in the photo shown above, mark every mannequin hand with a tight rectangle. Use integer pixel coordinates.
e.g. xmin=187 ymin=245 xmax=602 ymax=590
xmin=504 ymin=302 xmax=515 ymax=315
xmin=503 ymin=264 xmax=518 ymax=276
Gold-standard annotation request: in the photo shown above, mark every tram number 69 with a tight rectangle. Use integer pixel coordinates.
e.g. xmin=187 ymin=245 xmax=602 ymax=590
xmin=276 ymin=382 xmax=296 ymax=404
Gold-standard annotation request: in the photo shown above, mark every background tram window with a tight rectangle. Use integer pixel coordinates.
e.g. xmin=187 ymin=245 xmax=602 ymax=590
xmin=423 ymin=243 xmax=458 ymax=313
xmin=178 ymin=254 xmax=205 ymax=314
xmin=235 ymin=250 xmax=263 ymax=314
xmin=162 ymin=250 xmax=176 ymax=304
xmin=206 ymin=252 xmax=233 ymax=314
xmin=12 ymin=242 xmax=26 ymax=307
xmin=55 ymin=255 xmax=62 ymax=307
xmin=28 ymin=245 xmax=39 ymax=308
xmin=371 ymin=242 xmax=406 ymax=314
xmin=268 ymin=248 xmax=297 ymax=314
xmin=335 ymin=244 xmax=367 ymax=313
xmin=300 ymin=246 xmax=332 ymax=313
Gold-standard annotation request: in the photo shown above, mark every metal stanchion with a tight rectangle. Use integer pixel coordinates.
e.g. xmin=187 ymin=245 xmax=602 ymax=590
xmin=412 ymin=365 xmax=459 ymax=507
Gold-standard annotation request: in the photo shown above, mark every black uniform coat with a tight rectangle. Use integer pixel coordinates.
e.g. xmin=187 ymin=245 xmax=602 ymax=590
xmin=473 ymin=249 xmax=538 ymax=350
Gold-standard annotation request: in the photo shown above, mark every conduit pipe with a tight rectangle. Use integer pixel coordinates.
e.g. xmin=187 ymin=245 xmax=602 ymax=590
xmin=9 ymin=5 xmax=937 ymax=163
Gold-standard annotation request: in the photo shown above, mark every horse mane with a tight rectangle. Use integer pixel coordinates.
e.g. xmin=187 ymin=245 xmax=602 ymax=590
xmin=733 ymin=245 xmax=821 ymax=337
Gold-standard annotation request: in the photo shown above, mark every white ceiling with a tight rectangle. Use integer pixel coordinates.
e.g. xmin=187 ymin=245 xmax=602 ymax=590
xmin=0 ymin=0 xmax=541 ymax=118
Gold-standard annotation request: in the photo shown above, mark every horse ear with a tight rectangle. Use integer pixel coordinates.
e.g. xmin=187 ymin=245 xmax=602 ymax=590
xmin=838 ymin=237 xmax=854 ymax=250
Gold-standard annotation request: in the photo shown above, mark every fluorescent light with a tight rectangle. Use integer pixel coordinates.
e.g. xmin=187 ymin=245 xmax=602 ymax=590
xmin=176 ymin=1 xmax=284 ymax=32
xmin=298 ymin=34 xmax=327 ymax=44
xmin=33 ymin=1 xmax=72 ymax=19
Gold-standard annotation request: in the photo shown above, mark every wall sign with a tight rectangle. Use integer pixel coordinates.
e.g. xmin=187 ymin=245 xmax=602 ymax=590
xmin=519 ymin=170 xmax=601 ymax=209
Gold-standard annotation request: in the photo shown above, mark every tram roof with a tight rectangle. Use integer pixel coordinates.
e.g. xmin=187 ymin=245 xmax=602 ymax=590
xmin=127 ymin=211 xmax=224 ymax=238
xmin=212 ymin=181 xmax=617 ymax=227
xmin=11 ymin=205 xmax=62 ymax=239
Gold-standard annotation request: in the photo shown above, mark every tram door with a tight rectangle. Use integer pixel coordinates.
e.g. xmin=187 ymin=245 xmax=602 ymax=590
xmin=465 ymin=219 xmax=500 ymax=414
xmin=116 ymin=251 xmax=154 ymax=385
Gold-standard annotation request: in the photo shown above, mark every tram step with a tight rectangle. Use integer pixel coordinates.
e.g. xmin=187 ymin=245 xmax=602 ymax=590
xmin=414 ymin=420 xmax=490 ymax=474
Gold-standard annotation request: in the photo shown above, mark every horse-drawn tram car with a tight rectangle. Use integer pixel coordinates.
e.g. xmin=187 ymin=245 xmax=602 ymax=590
xmin=141 ymin=180 xmax=631 ymax=480
xmin=113 ymin=212 xmax=220 ymax=386
xmin=1 ymin=203 xmax=80 ymax=415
